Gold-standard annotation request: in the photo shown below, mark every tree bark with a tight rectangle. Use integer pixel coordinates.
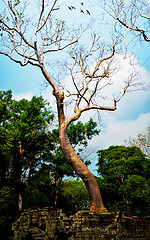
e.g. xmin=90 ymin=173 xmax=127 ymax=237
xmin=54 ymin=90 xmax=107 ymax=212
xmin=18 ymin=193 xmax=23 ymax=211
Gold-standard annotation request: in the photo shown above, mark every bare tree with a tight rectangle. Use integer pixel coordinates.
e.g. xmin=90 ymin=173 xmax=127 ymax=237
xmin=125 ymin=127 xmax=150 ymax=158
xmin=101 ymin=0 xmax=150 ymax=42
xmin=0 ymin=0 xmax=141 ymax=212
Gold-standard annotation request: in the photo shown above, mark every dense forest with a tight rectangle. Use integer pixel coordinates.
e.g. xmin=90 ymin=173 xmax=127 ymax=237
xmin=0 ymin=90 xmax=150 ymax=239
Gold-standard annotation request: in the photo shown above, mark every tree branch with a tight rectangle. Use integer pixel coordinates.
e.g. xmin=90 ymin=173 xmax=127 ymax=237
xmin=7 ymin=1 xmax=35 ymax=48
xmin=43 ymin=39 xmax=78 ymax=53
xmin=0 ymin=51 xmax=29 ymax=66
xmin=37 ymin=0 xmax=58 ymax=33
xmin=116 ymin=18 xmax=150 ymax=42
xmin=80 ymin=100 xmax=117 ymax=113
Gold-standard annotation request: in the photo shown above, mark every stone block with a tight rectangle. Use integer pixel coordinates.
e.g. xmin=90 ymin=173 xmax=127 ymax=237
xmin=12 ymin=208 xmax=150 ymax=240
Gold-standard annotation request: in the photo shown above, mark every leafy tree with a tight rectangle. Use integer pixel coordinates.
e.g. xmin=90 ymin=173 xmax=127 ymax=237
xmin=0 ymin=1 xmax=143 ymax=212
xmin=0 ymin=91 xmax=55 ymax=237
xmin=9 ymin=96 xmax=54 ymax=186
xmin=0 ymin=91 xmax=54 ymax=237
xmin=0 ymin=89 xmax=101 ymax=239
xmin=0 ymin=91 xmax=18 ymax=239
xmin=0 ymin=90 xmax=13 ymax=183
xmin=0 ymin=90 xmax=55 ymax=212
xmin=24 ymin=118 xmax=100 ymax=208
xmin=96 ymin=145 xmax=150 ymax=216
xmin=58 ymin=179 xmax=90 ymax=215
xmin=0 ymin=186 xmax=18 ymax=240
xmin=0 ymin=90 xmax=100 ymax=210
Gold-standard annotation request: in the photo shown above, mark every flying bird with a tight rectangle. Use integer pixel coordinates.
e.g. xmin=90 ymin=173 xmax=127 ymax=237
xmin=71 ymin=6 xmax=76 ymax=9
xmin=81 ymin=2 xmax=84 ymax=5
xmin=68 ymin=6 xmax=72 ymax=10
xmin=86 ymin=10 xmax=90 ymax=15
xmin=80 ymin=9 xmax=84 ymax=13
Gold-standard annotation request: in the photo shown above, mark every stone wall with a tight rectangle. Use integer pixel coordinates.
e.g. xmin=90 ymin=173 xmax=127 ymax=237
xmin=12 ymin=207 xmax=150 ymax=240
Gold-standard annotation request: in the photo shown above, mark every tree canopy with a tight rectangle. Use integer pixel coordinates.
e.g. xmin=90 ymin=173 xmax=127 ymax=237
xmin=0 ymin=89 xmax=99 ymax=193
xmin=0 ymin=90 xmax=149 ymax=238
xmin=96 ymin=145 xmax=150 ymax=216
xmin=0 ymin=89 xmax=101 ymax=238
xmin=0 ymin=90 xmax=55 ymax=186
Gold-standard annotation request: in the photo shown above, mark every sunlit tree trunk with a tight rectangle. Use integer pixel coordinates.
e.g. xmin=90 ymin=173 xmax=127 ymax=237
xmin=18 ymin=193 xmax=22 ymax=211
xmin=54 ymin=90 xmax=107 ymax=212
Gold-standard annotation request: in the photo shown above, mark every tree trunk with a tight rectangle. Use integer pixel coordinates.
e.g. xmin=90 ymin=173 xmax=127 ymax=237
xmin=18 ymin=193 xmax=22 ymax=211
xmin=60 ymin=124 xmax=107 ymax=212
xmin=54 ymin=90 xmax=107 ymax=212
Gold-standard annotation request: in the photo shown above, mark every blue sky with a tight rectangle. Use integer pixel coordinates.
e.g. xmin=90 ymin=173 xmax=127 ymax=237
xmin=0 ymin=0 xmax=150 ymax=172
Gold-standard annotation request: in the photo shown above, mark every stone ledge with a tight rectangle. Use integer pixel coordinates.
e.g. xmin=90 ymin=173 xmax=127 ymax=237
xmin=12 ymin=208 xmax=150 ymax=240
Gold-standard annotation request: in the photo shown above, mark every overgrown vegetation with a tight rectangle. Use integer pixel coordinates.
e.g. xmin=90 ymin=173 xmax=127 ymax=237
xmin=96 ymin=145 xmax=150 ymax=216
xmin=0 ymin=90 xmax=98 ymax=238
xmin=0 ymin=90 xmax=149 ymax=239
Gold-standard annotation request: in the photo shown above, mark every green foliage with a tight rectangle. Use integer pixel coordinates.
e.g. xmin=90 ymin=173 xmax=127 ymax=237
xmin=23 ymin=117 xmax=100 ymax=209
xmin=0 ymin=127 xmax=13 ymax=180
xmin=52 ymin=118 xmax=100 ymax=149
xmin=48 ymin=118 xmax=100 ymax=183
xmin=4 ymin=93 xmax=54 ymax=187
xmin=23 ymin=163 xmax=55 ymax=208
xmin=14 ymin=0 xmax=20 ymax=6
xmin=0 ymin=89 xmax=100 ymax=235
xmin=58 ymin=179 xmax=90 ymax=215
xmin=0 ymin=90 xmax=14 ymax=183
xmin=0 ymin=186 xmax=18 ymax=239
xmin=68 ymin=118 xmax=100 ymax=148
xmin=0 ymin=90 xmax=12 ymax=124
xmin=0 ymin=90 xmax=55 ymax=237
xmin=96 ymin=145 xmax=150 ymax=216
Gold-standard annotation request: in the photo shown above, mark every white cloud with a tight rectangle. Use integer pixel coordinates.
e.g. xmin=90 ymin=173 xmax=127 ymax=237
xmin=60 ymin=53 xmax=150 ymax=117
xmin=94 ymin=53 xmax=150 ymax=105
xmin=91 ymin=112 xmax=150 ymax=150
xmin=60 ymin=53 xmax=150 ymax=125
xmin=12 ymin=92 xmax=33 ymax=101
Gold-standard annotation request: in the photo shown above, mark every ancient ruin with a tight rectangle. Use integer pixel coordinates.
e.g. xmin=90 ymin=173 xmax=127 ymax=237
xmin=12 ymin=207 xmax=150 ymax=240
